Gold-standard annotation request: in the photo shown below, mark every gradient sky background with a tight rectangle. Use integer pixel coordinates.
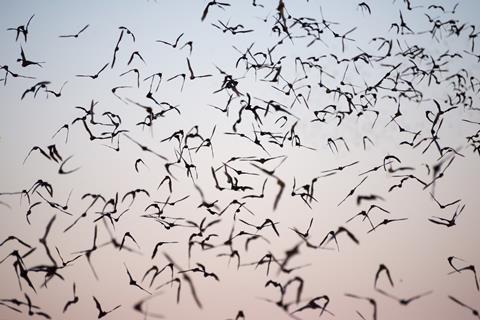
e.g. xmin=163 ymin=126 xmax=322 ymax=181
xmin=1 ymin=0 xmax=480 ymax=319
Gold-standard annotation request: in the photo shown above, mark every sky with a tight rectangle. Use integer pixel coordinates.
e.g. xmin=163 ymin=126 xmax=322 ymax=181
xmin=1 ymin=0 xmax=480 ymax=319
